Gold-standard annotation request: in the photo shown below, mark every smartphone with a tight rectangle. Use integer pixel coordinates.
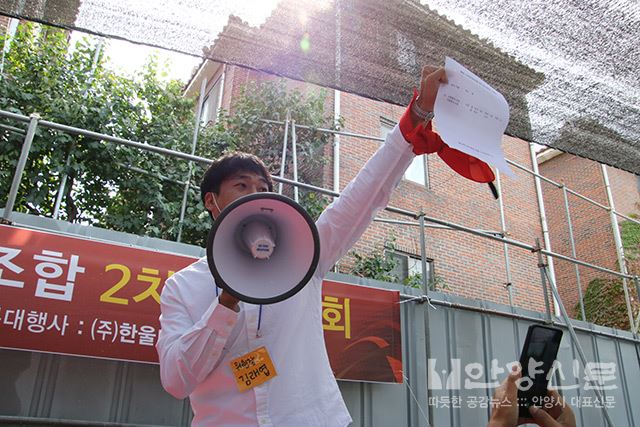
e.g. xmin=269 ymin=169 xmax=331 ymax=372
xmin=517 ymin=324 xmax=563 ymax=418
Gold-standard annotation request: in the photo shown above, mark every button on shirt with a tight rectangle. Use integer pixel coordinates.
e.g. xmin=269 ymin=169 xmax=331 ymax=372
xmin=156 ymin=124 xmax=414 ymax=426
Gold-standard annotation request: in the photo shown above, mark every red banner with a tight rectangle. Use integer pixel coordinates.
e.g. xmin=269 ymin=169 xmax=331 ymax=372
xmin=0 ymin=224 xmax=402 ymax=383
xmin=322 ymin=280 xmax=403 ymax=383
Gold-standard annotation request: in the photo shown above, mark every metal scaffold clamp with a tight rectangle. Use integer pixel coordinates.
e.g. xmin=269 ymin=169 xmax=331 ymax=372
xmin=531 ymin=239 xmax=548 ymax=268
xmin=400 ymin=294 xmax=437 ymax=310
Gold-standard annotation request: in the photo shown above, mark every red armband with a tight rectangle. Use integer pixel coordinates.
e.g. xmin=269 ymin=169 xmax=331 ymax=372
xmin=399 ymin=89 xmax=496 ymax=184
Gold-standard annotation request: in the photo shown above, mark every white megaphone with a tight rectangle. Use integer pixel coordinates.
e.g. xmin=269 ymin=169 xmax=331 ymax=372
xmin=206 ymin=193 xmax=320 ymax=304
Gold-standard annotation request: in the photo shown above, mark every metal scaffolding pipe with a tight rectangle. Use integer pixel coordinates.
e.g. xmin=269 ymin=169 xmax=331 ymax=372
xmin=535 ymin=238 xmax=553 ymax=323
xmin=398 ymin=294 xmax=640 ymax=344
xmin=418 ymin=203 xmax=637 ymax=280
xmin=55 ymin=42 xmax=101 ymax=221
xmin=496 ymin=170 xmax=515 ymax=307
xmin=418 ymin=214 xmax=429 ymax=294
xmin=52 ymin=141 xmax=75 ymax=220
xmin=529 ymin=143 xmax=560 ymax=316
xmin=562 ymin=185 xmax=586 ymax=320
xmin=417 ymin=212 xmax=434 ymax=426
xmin=601 ymin=164 xmax=636 ymax=332
xmin=541 ymin=266 xmax=616 ymax=426
xmin=177 ymin=77 xmax=207 ymax=242
xmin=508 ymin=157 xmax=640 ymax=228
xmin=216 ymin=65 xmax=226 ymax=118
xmin=0 ymin=110 xmax=29 ymax=122
xmin=0 ymin=122 xmax=26 ymax=134
xmin=260 ymin=118 xmax=385 ymax=142
xmin=32 ymin=118 xmax=214 ymax=164
xmin=291 ymin=120 xmax=299 ymax=202
xmin=635 ymin=276 xmax=640 ymax=333
xmin=372 ymin=217 xmax=503 ymax=236
xmin=2 ymin=113 xmax=39 ymax=222
xmin=333 ymin=90 xmax=341 ymax=197
xmin=277 ymin=110 xmax=290 ymax=195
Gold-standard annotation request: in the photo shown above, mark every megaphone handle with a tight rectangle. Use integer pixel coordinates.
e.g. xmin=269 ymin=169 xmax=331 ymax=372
xmin=217 ymin=289 xmax=240 ymax=312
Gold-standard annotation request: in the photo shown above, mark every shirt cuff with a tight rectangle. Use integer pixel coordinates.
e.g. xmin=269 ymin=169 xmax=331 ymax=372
xmin=204 ymin=298 xmax=239 ymax=332
xmin=398 ymin=89 xmax=445 ymax=155
xmin=387 ymin=122 xmax=418 ymax=155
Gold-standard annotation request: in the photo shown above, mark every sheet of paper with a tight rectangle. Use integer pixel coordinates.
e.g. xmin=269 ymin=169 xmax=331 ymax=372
xmin=434 ymin=57 xmax=515 ymax=178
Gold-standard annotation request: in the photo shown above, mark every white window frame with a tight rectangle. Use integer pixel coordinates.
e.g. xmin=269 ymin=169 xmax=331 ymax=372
xmin=200 ymin=75 xmax=223 ymax=127
xmin=386 ymin=250 xmax=434 ymax=285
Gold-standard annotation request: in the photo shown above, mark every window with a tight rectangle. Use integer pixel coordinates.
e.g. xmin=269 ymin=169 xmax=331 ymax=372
xmin=200 ymin=76 xmax=223 ymax=127
xmin=380 ymin=118 xmax=429 ymax=187
xmin=386 ymin=250 xmax=433 ymax=286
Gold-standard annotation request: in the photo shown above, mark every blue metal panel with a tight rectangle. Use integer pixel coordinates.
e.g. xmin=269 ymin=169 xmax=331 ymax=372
xmin=426 ymin=299 xmax=454 ymax=427
xmin=123 ymin=363 xmax=192 ymax=426
xmin=47 ymin=354 xmax=120 ymax=421
xmin=617 ymin=341 xmax=640 ymax=427
xmin=0 ymin=349 xmax=41 ymax=416
xmin=593 ymin=334 xmax=631 ymax=427
xmin=575 ymin=331 xmax=606 ymax=427
xmin=553 ymin=325 xmax=584 ymax=426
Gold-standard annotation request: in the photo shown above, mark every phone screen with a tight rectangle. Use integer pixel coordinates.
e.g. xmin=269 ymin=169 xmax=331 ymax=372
xmin=517 ymin=325 xmax=563 ymax=417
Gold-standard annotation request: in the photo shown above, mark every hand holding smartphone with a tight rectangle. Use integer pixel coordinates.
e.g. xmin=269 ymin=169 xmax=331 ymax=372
xmin=517 ymin=324 xmax=563 ymax=418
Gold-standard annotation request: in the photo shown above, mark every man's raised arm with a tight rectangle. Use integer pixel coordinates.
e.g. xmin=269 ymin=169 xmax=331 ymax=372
xmin=315 ymin=66 xmax=447 ymax=275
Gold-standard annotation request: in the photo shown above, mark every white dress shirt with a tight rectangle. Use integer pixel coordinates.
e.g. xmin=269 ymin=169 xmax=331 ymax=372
xmin=157 ymin=124 xmax=414 ymax=426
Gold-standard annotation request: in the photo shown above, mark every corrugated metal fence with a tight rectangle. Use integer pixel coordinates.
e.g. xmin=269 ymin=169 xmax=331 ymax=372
xmin=340 ymin=275 xmax=640 ymax=427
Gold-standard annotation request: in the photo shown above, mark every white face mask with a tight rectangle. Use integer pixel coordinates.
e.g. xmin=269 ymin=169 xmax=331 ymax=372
xmin=211 ymin=193 xmax=222 ymax=220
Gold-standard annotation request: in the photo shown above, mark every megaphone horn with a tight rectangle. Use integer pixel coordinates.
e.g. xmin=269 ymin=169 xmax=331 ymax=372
xmin=206 ymin=193 xmax=321 ymax=305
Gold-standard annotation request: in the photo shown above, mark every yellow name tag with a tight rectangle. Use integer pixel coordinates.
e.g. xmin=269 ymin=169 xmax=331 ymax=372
xmin=230 ymin=346 xmax=277 ymax=392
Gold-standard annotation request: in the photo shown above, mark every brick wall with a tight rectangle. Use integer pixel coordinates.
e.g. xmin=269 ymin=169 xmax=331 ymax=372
xmin=608 ymin=165 xmax=640 ymax=218
xmin=538 ymin=153 xmax=640 ymax=316
xmin=218 ymin=63 xmax=547 ymax=313
xmin=0 ymin=15 xmax=10 ymax=37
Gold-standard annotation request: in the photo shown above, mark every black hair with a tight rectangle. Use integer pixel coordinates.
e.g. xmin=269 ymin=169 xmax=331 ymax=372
xmin=200 ymin=151 xmax=274 ymax=213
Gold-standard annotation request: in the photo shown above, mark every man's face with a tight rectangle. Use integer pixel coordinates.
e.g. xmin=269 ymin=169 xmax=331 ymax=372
xmin=204 ymin=171 xmax=270 ymax=218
